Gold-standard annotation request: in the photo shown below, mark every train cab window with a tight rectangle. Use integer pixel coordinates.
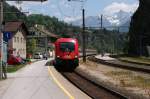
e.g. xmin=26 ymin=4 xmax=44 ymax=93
xmin=60 ymin=42 xmax=75 ymax=52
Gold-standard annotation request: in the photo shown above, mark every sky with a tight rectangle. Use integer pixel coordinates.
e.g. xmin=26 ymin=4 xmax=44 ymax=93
xmin=7 ymin=0 xmax=139 ymax=22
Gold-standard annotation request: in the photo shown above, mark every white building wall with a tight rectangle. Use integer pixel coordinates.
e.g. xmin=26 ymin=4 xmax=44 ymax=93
xmin=13 ymin=30 xmax=26 ymax=58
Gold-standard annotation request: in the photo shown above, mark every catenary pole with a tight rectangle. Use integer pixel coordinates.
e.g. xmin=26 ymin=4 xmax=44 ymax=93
xmin=82 ymin=8 xmax=86 ymax=62
xmin=68 ymin=0 xmax=86 ymax=62
xmin=101 ymin=14 xmax=103 ymax=29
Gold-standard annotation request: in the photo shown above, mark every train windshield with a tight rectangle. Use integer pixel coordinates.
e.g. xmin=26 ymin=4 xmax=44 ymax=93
xmin=60 ymin=42 xmax=75 ymax=52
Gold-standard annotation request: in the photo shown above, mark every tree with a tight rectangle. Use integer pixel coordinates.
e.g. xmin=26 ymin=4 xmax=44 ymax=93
xmin=27 ymin=38 xmax=37 ymax=55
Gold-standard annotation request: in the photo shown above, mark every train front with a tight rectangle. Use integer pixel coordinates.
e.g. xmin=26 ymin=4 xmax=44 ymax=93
xmin=54 ymin=38 xmax=79 ymax=69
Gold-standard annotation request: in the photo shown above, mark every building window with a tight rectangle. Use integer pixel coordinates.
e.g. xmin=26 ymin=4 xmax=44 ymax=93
xmin=14 ymin=37 xmax=16 ymax=42
xmin=17 ymin=37 xmax=19 ymax=43
xmin=22 ymin=49 xmax=23 ymax=54
xmin=24 ymin=38 xmax=26 ymax=43
xmin=20 ymin=49 xmax=21 ymax=55
xmin=24 ymin=49 xmax=26 ymax=54
xmin=20 ymin=38 xmax=22 ymax=43
xmin=21 ymin=38 xmax=23 ymax=43
xmin=21 ymin=49 xmax=23 ymax=54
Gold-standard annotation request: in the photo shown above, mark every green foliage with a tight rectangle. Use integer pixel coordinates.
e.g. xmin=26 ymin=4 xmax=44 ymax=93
xmin=7 ymin=64 xmax=26 ymax=73
xmin=27 ymin=38 xmax=37 ymax=55
xmin=88 ymin=29 xmax=127 ymax=54
xmin=4 ymin=2 xmax=79 ymax=38
xmin=26 ymin=14 xmax=79 ymax=37
xmin=4 ymin=2 xmax=27 ymax=22
xmin=4 ymin=2 xmax=127 ymax=54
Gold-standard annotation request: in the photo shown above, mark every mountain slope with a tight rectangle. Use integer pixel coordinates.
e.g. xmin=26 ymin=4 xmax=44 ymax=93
xmin=4 ymin=2 xmax=80 ymax=38
xmin=70 ymin=10 xmax=132 ymax=32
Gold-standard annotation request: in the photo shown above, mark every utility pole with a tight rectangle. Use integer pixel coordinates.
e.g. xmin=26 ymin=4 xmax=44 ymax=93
xmin=68 ymin=0 xmax=86 ymax=62
xmin=82 ymin=8 xmax=86 ymax=62
xmin=98 ymin=14 xmax=104 ymax=54
xmin=0 ymin=0 xmax=4 ymax=79
xmin=98 ymin=14 xmax=103 ymax=29
xmin=100 ymin=14 xmax=103 ymax=29
xmin=45 ymin=35 xmax=48 ymax=54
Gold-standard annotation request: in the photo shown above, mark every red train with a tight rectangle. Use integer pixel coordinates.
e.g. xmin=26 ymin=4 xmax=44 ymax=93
xmin=54 ymin=38 xmax=79 ymax=70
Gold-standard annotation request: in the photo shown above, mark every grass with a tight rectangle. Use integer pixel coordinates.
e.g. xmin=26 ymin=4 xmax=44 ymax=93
xmin=6 ymin=59 xmax=39 ymax=73
xmin=105 ymin=70 xmax=133 ymax=77
xmin=6 ymin=58 xmax=34 ymax=73
xmin=80 ymin=59 xmax=98 ymax=69
xmin=7 ymin=64 xmax=28 ymax=73
xmin=118 ymin=56 xmax=150 ymax=65
xmin=132 ymin=76 xmax=150 ymax=88
xmin=105 ymin=70 xmax=150 ymax=88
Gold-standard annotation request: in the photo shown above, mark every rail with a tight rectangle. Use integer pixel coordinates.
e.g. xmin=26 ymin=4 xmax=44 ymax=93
xmin=88 ymin=56 xmax=150 ymax=74
xmin=61 ymin=71 xmax=127 ymax=99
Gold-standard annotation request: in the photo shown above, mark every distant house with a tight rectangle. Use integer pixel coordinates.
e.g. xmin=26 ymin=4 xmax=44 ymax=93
xmin=4 ymin=21 xmax=28 ymax=58
xmin=27 ymin=24 xmax=59 ymax=53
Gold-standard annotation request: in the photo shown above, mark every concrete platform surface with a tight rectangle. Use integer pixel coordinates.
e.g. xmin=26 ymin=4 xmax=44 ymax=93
xmin=0 ymin=59 xmax=90 ymax=99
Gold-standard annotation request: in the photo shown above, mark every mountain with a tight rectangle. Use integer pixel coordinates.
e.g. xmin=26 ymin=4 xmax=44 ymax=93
xmin=4 ymin=2 xmax=27 ymax=22
xmin=4 ymin=2 xmax=81 ymax=38
xmin=71 ymin=16 xmax=111 ymax=28
xmin=70 ymin=10 xmax=132 ymax=32
xmin=107 ymin=10 xmax=132 ymax=26
xmin=119 ymin=19 xmax=131 ymax=33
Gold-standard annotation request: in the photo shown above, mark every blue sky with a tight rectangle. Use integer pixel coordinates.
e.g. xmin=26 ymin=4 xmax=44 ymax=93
xmin=7 ymin=0 xmax=139 ymax=22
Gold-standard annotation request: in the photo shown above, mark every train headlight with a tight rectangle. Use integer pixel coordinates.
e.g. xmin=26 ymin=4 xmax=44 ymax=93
xmin=57 ymin=56 xmax=60 ymax=58
xmin=75 ymin=56 xmax=78 ymax=58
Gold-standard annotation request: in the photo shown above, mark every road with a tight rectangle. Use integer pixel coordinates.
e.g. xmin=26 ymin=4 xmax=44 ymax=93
xmin=0 ymin=59 xmax=90 ymax=99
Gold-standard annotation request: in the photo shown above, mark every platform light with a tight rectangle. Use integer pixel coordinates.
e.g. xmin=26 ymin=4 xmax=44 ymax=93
xmin=71 ymin=40 xmax=76 ymax=43
xmin=75 ymin=56 xmax=78 ymax=58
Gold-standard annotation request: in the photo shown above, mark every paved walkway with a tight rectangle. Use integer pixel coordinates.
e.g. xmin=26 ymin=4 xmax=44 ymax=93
xmin=0 ymin=59 xmax=68 ymax=99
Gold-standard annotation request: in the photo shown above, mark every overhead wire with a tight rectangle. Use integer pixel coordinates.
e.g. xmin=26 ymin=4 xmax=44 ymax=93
xmin=55 ymin=0 xmax=72 ymax=18
xmin=55 ymin=0 xmax=82 ymax=21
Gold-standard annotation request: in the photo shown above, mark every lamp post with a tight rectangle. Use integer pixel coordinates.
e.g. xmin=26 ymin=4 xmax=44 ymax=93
xmin=68 ymin=0 xmax=86 ymax=62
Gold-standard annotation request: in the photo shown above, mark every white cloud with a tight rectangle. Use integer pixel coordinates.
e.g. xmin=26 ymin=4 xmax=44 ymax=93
xmin=103 ymin=2 xmax=139 ymax=15
xmin=7 ymin=0 xmax=82 ymax=21
xmin=7 ymin=1 xmax=59 ymax=16
xmin=54 ymin=12 xmax=61 ymax=17
xmin=59 ymin=0 xmax=69 ymax=8
xmin=7 ymin=1 xmax=45 ymax=6
xmin=64 ymin=16 xmax=81 ymax=23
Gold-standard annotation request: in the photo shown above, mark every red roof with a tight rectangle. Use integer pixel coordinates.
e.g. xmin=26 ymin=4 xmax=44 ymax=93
xmin=4 ymin=21 xmax=28 ymax=34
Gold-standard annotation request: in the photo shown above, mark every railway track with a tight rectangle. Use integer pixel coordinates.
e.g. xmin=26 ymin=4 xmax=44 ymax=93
xmin=52 ymin=53 xmax=130 ymax=99
xmin=53 ymin=53 xmax=148 ymax=99
xmin=61 ymin=71 xmax=127 ymax=99
xmin=89 ymin=56 xmax=150 ymax=74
